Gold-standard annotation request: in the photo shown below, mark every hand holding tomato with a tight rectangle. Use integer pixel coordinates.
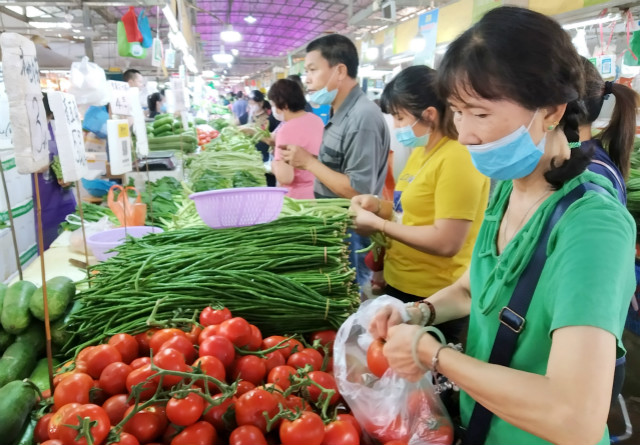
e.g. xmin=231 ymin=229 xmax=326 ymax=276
xmin=383 ymin=324 xmax=438 ymax=382
xmin=369 ymin=305 xmax=405 ymax=339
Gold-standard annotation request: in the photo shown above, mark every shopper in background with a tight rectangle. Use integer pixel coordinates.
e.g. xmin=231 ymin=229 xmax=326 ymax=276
xmin=247 ymin=90 xmax=280 ymax=162
xmin=287 ymin=74 xmax=313 ymax=112
xmin=578 ymin=56 xmax=640 ymax=204
xmin=268 ymin=79 xmax=324 ymax=199
xmin=123 ymin=69 xmax=145 ymax=89
xmin=147 ymin=92 xmax=166 ymax=119
xmin=370 ymin=7 xmax=635 ymax=445
xmin=352 ymin=66 xmax=489 ymax=342
xmin=232 ymin=91 xmax=249 ymax=125
xmin=280 ymin=34 xmax=390 ymax=288
xmin=33 ymin=93 xmax=77 ymax=250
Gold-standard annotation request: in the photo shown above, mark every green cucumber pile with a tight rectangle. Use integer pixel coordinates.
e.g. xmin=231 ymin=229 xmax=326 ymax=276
xmin=147 ymin=114 xmax=198 ymax=154
xmin=64 ymin=214 xmax=359 ymax=352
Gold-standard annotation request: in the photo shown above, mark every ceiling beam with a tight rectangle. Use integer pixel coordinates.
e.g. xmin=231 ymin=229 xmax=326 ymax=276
xmin=0 ymin=5 xmax=27 ymax=21
xmin=0 ymin=1 xmax=79 ymax=5
xmin=93 ymin=7 xmax=118 ymax=24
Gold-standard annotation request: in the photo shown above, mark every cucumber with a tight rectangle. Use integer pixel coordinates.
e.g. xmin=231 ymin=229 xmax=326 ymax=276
xmin=51 ymin=300 xmax=82 ymax=348
xmin=14 ymin=417 xmax=36 ymax=445
xmin=28 ymin=357 xmax=59 ymax=392
xmin=0 ymin=380 xmax=39 ymax=444
xmin=1 ymin=281 xmax=36 ymax=334
xmin=15 ymin=322 xmax=46 ymax=352
xmin=0 ymin=323 xmax=45 ymax=387
xmin=0 ymin=283 xmax=8 ymax=310
xmin=152 ymin=123 xmax=173 ymax=135
xmin=153 ymin=116 xmax=173 ymax=128
xmin=29 ymin=276 xmax=76 ymax=322
xmin=0 ymin=328 xmax=14 ymax=354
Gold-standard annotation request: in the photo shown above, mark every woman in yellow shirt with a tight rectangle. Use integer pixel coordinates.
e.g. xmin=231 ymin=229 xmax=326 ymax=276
xmin=351 ymin=66 xmax=489 ymax=339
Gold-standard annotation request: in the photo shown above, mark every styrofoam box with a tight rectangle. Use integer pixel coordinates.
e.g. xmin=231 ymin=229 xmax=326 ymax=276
xmin=0 ymin=152 xmax=33 ymax=213
xmin=0 ymin=229 xmax=36 ymax=283
xmin=0 ymin=198 xmax=36 ymax=255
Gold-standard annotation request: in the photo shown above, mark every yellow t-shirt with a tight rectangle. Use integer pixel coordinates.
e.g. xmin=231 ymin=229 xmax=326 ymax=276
xmin=384 ymin=137 xmax=490 ymax=298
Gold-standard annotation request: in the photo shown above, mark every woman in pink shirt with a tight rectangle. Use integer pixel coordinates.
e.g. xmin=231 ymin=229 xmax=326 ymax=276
xmin=268 ymin=79 xmax=324 ymax=199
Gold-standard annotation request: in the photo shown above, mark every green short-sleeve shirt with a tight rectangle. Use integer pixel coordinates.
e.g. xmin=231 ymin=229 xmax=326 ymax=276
xmin=462 ymin=171 xmax=636 ymax=445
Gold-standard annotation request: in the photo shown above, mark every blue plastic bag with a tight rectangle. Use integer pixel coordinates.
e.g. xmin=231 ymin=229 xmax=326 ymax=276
xmin=83 ymin=106 xmax=109 ymax=139
xmin=138 ymin=10 xmax=153 ymax=49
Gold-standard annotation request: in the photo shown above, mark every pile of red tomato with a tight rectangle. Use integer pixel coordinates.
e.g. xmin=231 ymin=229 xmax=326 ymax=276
xmin=34 ymin=307 xmax=365 ymax=445
xmin=196 ymin=126 xmax=219 ymax=147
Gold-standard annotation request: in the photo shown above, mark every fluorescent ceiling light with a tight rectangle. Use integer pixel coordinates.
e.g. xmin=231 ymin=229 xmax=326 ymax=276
xmin=203 ymin=70 xmax=215 ymax=77
xmin=221 ymin=24 xmax=242 ymax=43
xmin=244 ymin=15 xmax=257 ymax=24
xmin=162 ymin=5 xmax=179 ymax=33
xmin=231 ymin=49 xmax=239 ymax=56
xmin=365 ymin=46 xmax=379 ymax=61
xmin=184 ymin=54 xmax=198 ymax=74
xmin=168 ymin=31 xmax=188 ymax=52
xmin=562 ymin=14 xmax=621 ymax=30
xmin=30 ymin=21 xmax=72 ymax=29
xmin=213 ymin=52 xmax=234 ymax=64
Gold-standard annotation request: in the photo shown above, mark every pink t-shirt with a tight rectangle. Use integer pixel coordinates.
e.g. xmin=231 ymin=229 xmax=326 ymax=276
xmin=274 ymin=112 xmax=324 ymax=199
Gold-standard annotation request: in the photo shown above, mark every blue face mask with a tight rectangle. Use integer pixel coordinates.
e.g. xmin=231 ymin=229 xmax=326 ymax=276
xmin=160 ymin=104 xmax=167 ymax=113
xmin=466 ymin=110 xmax=544 ymax=180
xmin=309 ymin=69 xmax=338 ymax=105
xmin=395 ymin=119 xmax=430 ymax=147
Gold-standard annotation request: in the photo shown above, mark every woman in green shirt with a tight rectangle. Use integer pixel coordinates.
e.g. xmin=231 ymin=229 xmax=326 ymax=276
xmin=369 ymin=6 xmax=635 ymax=445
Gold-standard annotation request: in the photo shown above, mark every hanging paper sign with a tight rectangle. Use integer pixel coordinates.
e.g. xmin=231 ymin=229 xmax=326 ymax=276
xmin=48 ymin=91 xmax=88 ymax=182
xmin=165 ymin=48 xmax=176 ymax=69
xmin=171 ymin=77 xmax=187 ymax=112
xmin=180 ymin=110 xmax=190 ymax=134
xmin=0 ymin=63 xmax=12 ymax=149
xmin=151 ymin=38 xmax=163 ymax=67
xmin=126 ymin=87 xmax=149 ymax=157
xmin=0 ymin=32 xmax=49 ymax=174
xmin=108 ymin=80 xmax=131 ymax=116
xmin=597 ymin=55 xmax=616 ymax=80
xmin=107 ymin=119 xmax=133 ymax=175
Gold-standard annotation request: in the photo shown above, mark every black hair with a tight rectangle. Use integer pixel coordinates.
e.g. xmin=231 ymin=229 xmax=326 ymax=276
xmin=249 ymin=90 xmax=265 ymax=103
xmin=268 ymin=79 xmax=307 ymax=112
xmin=437 ymin=6 xmax=590 ymax=189
xmin=287 ymin=74 xmax=306 ymax=93
xmin=147 ymin=92 xmax=164 ymax=116
xmin=235 ymin=91 xmax=243 ymax=99
xmin=381 ymin=65 xmax=457 ymax=140
xmin=577 ymin=57 xmax=639 ymax=180
xmin=123 ymin=69 xmax=142 ymax=83
xmin=42 ymin=92 xmax=53 ymax=120
xmin=306 ymin=34 xmax=359 ymax=79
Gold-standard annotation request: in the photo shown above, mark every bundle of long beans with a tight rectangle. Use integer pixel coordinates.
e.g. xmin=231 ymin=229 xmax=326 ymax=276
xmin=65 ymin=215 xmax=358 ymax=352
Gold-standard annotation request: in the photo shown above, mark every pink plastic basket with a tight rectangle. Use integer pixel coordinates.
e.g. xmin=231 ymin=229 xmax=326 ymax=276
xmin=189 ymin=187 xmax=288 ymax=229
xmin=87 ymin=226 xmax=163 ymax=261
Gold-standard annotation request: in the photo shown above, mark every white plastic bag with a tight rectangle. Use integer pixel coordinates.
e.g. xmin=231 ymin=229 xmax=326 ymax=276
xmin=69 ymin=57 xmax=110 ymax=106
xmin=68 ymin=215 xmax=114 ymax=255
xmin=334 ymin=296 xmax=454 ymax=445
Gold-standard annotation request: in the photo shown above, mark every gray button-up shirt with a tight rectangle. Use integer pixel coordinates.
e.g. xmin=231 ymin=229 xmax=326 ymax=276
xmin=314 ymin=86 xmax=390 ymax=199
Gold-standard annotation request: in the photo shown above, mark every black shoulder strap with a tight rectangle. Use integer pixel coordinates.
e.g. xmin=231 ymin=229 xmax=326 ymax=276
xmin=462 ymin=182 xmax=608 ymax=445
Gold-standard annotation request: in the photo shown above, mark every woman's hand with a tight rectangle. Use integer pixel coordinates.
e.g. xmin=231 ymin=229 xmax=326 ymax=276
xmin=351 ymin=194 xmax=380 ymax=213
xmin=369 ymin=305 xmax=404 ymax=339
xmin=350 ymin=203 xmax=384 ymax=237
xmin=384 ymin=323 xmax=439 ymax=382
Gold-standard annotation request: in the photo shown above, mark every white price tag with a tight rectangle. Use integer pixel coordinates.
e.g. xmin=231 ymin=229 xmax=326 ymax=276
xmin=181 ymin=111 xmax=190 ymax=135
xmin=165 ymin=49 xmax=176 ymax=69
xmin=108 ymin=80 xmax=131 ymax=116
xmin=152 ymin=38 xmax=163 ymax=68
xmin=48 ymin=91 xmax=87 ymax=182
xmin=0 ymin=63 xmax=12 ymax=149
xmin=107 ymin=119 xmax=133 ymax=175
xmin=0 ymin=33 xmax=48 ymax=173
xmin=171 ymin=77 xmax=189 ymax=112
xmin=127 ymin=87 xmax=149 ymax=158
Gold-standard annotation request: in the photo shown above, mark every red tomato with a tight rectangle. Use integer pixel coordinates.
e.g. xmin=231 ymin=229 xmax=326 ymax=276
xmin=285 ymin=394 xmax=311 ymax=412
xmin=202 ymin=393 xmax=236 ymax=431
xmin=218 ymin=317 xmax=252 ymax=347
xmin=198 ymin=335 xmax=235 ymax=367
xmin=280 ymin=411 xmax=325 ymax=445
xmin=41 ymin=441 xmax=64 ymax=445
xmin=336 ymin=414 xmax=362 ymax=438
xmin=160 ymin=335 xmax=197 ymax=364
xmin=307 ymin=371 xmax=340 ymax=405
xmin=166 ymin=391 xmax=205 ymax=426
xmin=102 ymin=394 xmax=131 ymax=425
xmin=267 ymin=365 xmax=298 ymax=391
xmin=149 ymin=328 xmax=187 ymax=353
xmin=262 ymin=336 xmax=303 ymax=359
xmin=58 ymin=404 xmax=110 ymax=445
xmin=134 ymin=329 xmax=158 ymax=356
xmin=246 ymin=325 xmax=263 ymax=351
xmin=235 ymin=388 xmax=280 ymax=433
xmin=107 ymin=432 xmax=140 ymax=445
xmin=185 ymin=324 xmax=202 ymax=344
xmin=192 ymin=355 xmax=226 ymax=391
xmin=229 ymin=425 xmax=268 ymax=445
xmin=287 ymin=348 xmax=323 ymax=371
xmin=34 ymin=413 xmax=53 ymax=443
xmin=162 ymin=424 xmax=181 ymax=444
xmin=170 ymin=421 xmax=217 ymax=445
xmin=383 ymin=441 xmax=409 ymax=445
xmin=310 ymin=330 xmax=337 ymax=351
xmin=53 ymin=371 xmax=75 ymax=388
xmin=231 ymin=355 xmax=267 ymax=385
xmin=198 ymin=325 xmax=220 ymax=344
xmin=367 ymin=338 xmax=389 ymax=378
xmin=122 ymin=405 xmax=166 ymax=443
xmin=153 ymin=348 xmax=188 ymax=387
xmin=91 ymin=381 xmax=109 ymax=406
xmin=53 ymin=372 xmax=93 ymax=410
xmin=129 ymin=356 xmax=151 ymax=369
xmin=48 ymin=403 xmax=81 ymax=439
xmin=86 ymin=344 xmax=123 ymax=379
xmin=200 ymin=307 xmax=232 ymax=326
xmin=75 ymin=346 xmax=95 ymax=372
xmin=99 ymin=361 xmax=132 ymax=395
xmin=264 ymin=350 xmax=286 ymax=373
xmin=235 ymin=380 xmax=256 ymax=396
xmin=322 ymin=420 xmax=360 ymax=445
xmin=125 ymin=364 xmax=159 ymax=400
xmin=108 ymin=333 xmax=139 ymax=364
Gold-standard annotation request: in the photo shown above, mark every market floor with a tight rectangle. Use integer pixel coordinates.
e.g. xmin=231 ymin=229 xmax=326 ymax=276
xmin=608 ymin=396 xmax=640 ymax=443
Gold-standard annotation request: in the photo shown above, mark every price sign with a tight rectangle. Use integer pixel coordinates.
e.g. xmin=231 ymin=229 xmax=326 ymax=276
xmin=151 ymin=38 xmax=163 ymax=68
xmin=127 ymin=87 xmax=149 ymax=158
xmin=165 ymin=48 xmax=176 ymax=69
xmin=107 ymin=119 xmax=132 ymax=175
xmin=48 ymin=91 xmax=88 ymax=182
xmin=0 ymin=32 xmax=49 ymax=173
xmin=108 ymin=80 xmax=131 ymax=116
xmin=0 ymin=63 xmax=13 ymax=149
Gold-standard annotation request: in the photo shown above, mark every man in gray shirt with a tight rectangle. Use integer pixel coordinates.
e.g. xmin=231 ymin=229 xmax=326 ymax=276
xmin=280 ymin=34 xmax=390 ymax=288
xmin=232 ymin=91 xmax=248 ymax=125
